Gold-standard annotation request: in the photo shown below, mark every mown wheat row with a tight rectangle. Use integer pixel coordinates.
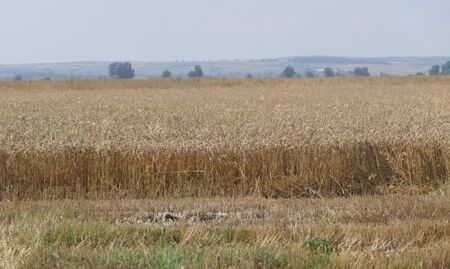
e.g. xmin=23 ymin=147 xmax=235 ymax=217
xmin=0 ymin=143 xmax=449 ymax=199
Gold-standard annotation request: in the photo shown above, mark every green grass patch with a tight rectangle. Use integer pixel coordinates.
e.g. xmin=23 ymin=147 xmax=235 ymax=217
xmin=41 ymin=221 xmax=185 ymax=248
xmin=303 ymin=237 xmax=334 ymax=269
xmin=21 ymin=246 xmax=301 ymax=269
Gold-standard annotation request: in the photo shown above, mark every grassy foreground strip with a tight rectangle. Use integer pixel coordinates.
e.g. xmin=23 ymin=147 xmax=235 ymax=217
xmin=1 ymin=188 xmax=449 ymax=268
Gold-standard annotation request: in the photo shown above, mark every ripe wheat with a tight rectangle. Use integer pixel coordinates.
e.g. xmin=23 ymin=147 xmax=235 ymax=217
xmin=0 ymin=77 xmax=449 ymax=199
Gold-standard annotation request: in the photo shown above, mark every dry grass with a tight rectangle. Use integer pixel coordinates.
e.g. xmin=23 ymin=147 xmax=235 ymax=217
xmin=0 ymin=77 xmax=449 ymax=199
xmin=1 ymin=189 xmax=449 ymax=268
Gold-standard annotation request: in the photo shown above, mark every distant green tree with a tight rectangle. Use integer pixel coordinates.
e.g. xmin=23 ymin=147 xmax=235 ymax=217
xmin=306 ymin=71 xmax=316 ymax=78
xmin=353 ymin=67 xmax=370 ymax=76
xmin=13 ymin=74 xmax=23 ymax=81
xmin=187 ymin=71 xmax=197 ymax=78
xmin=415 ymin=72 xmax=425 ymax=76
xmin=188 ymin=65 xmax=204 ymax=78
xmin=323 ymin=67 xmax=335 ymax=77
xmin=108 ymin=62 xmax=135 ymax=79
xmin=194 ymin=65 xmax=204 ymax=77
xmin=281 ymin=66 xmax=296 ymax=78
xmin=441 ymin=61 xmax=450 ymax=75
xmin=245 ymin=73 xmax=253 ymax=78
xmin=162 ymin=70 xmax=172 ymax=78
xmin=429 ymin=65 xmax=440 ymax=76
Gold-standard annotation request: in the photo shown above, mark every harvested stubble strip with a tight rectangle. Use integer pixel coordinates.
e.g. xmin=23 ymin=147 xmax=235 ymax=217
xmin=0 ymin=141 xmax=448 ymax=199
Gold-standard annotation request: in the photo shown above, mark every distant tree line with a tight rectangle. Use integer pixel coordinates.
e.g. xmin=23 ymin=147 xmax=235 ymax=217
xmin=161 ymin=65 xmax=205 ymax=78
xmin=108 ymin=63 xmax=207 ymax=79
xmin=279 ymin=66 xmax=370 ymax=78
xmin=429 ymin=61 xmax=450 ymax=76
xmin=9 ymin=60 xmax=450 ymax=81
xmin=106 ymin=63 xmax=366 ymax=79
xmin=11 ymin=74 xmax=50 ymax=81
xmin=106 ymin=61 xmax=450 ymax=79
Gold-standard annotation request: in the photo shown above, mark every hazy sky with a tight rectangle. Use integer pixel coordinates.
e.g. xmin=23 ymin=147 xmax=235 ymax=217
xmin=1 ymin=0 xmax=449 ymax=64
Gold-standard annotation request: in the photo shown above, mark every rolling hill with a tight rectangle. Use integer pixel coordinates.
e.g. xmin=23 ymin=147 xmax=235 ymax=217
xmin=1 ymin=56 xmax=449 ymax=79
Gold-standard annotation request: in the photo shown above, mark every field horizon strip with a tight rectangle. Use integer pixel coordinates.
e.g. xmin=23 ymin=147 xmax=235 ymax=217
xmin=0 ymin=77 xmax=449 ymax=199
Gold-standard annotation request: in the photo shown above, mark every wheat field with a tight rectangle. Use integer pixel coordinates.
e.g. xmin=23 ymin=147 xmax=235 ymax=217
xmin=0 ymin=77 xmax=449 ymax=199
xmin=1 ymin=77 xmax=450 ymax=268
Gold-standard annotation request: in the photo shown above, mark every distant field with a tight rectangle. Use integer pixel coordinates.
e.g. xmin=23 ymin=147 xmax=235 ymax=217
xmin=0 ymin=77 xmax=449 ymax=199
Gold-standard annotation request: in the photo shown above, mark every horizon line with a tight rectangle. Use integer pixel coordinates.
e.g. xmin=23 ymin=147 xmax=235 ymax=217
xmin=2 ymin=55 xmax=450 ymax=66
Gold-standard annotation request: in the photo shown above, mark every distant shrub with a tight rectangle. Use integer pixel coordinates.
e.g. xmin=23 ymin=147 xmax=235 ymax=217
xmin=429 ymin=65 xmax=440 ymax=76
xmin=441 ymin=61 xmax=450 ymax=75
xmin=353 ymin=66 xmax=370 ymax=76
xmin=188 ymin=65 xmax=204 ymax=78
xmin=162 ymin=70 xmax=172 ymax=78
xmin=281 ymin=66 xmax=296 ymax=78
xmin=323 ymin=67 xmax=335 ymax=77
xmin=306 ymin=71 xmax=316 ymax=78
xmin=109 ymin=62 xmax=135 ymax=79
